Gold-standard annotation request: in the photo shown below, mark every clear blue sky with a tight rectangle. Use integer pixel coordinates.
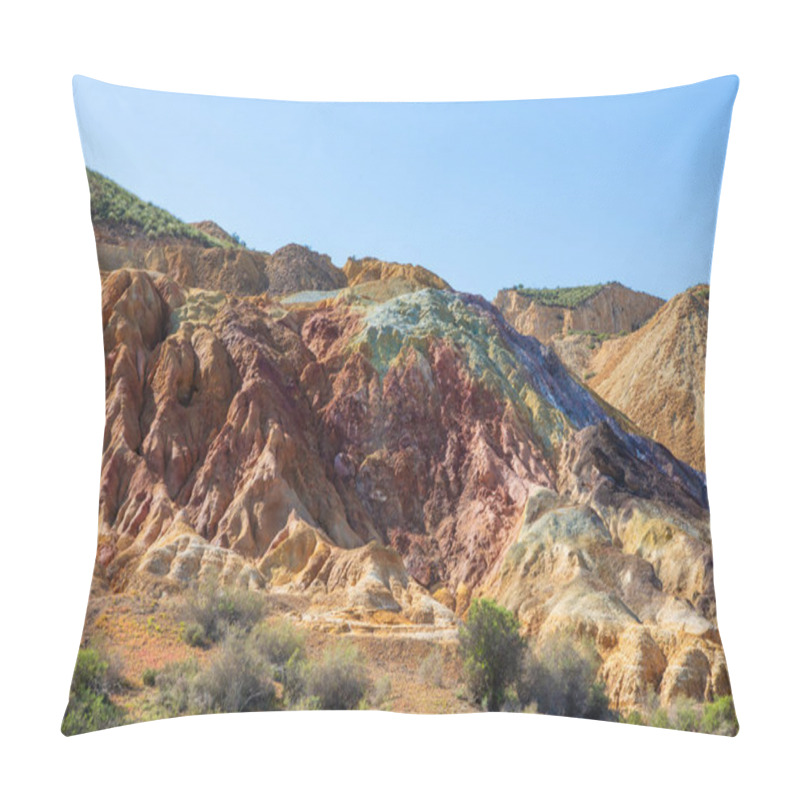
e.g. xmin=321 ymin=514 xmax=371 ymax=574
xmin=73 ymin=75 xmax=737 ymax=301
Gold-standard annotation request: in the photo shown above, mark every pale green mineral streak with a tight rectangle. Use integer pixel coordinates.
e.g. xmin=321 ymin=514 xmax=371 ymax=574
xmin=348 ymin=289 xmax=575 ymax=455
xmin=169 ymin=288 xmax=227 ymax=333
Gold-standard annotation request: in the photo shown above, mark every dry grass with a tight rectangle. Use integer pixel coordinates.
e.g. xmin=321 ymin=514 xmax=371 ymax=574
xmin=81 ymin=593 xmax=476 ymax=719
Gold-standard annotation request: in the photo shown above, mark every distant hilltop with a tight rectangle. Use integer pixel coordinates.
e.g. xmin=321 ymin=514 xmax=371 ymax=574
xmin=494 ymin=282 xmax=665 ymax=344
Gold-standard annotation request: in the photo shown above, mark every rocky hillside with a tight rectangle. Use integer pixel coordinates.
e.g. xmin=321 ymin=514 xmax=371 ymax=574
xmin=586 ymin=286 xmax=710 ymax=471
xmin=494 ymin=282 xmax=664 ymax=344
xmin=88 ymin=170 xmax=230 ymax=248
xmin=82 ymin=172 xmax=729 ymax=716
xmin=89 ymin=171 xmax=346 ymax=297
xmin=189 ymin=220 xmax=242 ymax=246
xmin=494 ymin=281 xmax=709 ymax=472
xmin=98 ymin=270 xmax=724 ymax=712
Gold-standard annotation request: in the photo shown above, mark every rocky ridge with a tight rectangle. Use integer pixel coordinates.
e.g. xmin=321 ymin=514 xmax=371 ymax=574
xmin=586 ymin=286 xmax=710 ymax=471
xmin=494 ymin=282 xmax=664 ymax=344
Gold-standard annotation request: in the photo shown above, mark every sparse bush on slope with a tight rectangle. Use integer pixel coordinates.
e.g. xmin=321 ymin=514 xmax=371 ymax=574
xmin=622 ymin=694 xmax=738 ymax=736
xmin=61 ymin=647 xmax=126 ymax=735
xmin=178 ymin=574 xmax=267 ymax=645
xmin=250 ymin=618 xmax=306 ymax=668
xmin=87 ymin=169 xmax=228 ymax=246
xmin=154 ymin=633 xmax=276 ymax=716
xmin=510 ymin=283 xmax=609 ymax=307
xmin=516 ymin=633 xmax=612 ymax=720
xmin=700 ymin=695 xmax=738 ymax=736
xmin=459 ymin=599 xmax=526 ymax=711
xmin=154 ymin=659 xmax=200 ymax=716
xmin=418 ymin=649 xmax=445 ymax=688
xmin=290 ymin=641 xmax=372 ymax=710
xmin=192 ymin=632 xmax=277 ymax=714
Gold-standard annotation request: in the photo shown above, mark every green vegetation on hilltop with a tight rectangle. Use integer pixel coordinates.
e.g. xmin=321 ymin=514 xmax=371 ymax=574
xmin=509 ymin=283 xmax=610 ymax=307
xmin=87 ymin=169 xmax=231 ymax=247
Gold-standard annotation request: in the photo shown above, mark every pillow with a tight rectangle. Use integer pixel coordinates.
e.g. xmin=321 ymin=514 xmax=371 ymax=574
xmin=64 ymin=75 xmax=738 ymax=735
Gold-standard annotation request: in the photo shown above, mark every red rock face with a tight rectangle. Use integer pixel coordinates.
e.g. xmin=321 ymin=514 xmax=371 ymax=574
xmin=99 ymin=271 xmax=560 ymax=591
xmin=95 ymin=234 xmax=346 ymax=297
xmin=317 ymin=336 xmax=556 ymax=589
xmin=98 ymin=265 xmax=711 ymax=602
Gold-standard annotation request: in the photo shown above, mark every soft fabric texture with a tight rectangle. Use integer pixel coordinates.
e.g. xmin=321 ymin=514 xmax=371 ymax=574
xmin=64 ymin=75 xmax=738 ymax=735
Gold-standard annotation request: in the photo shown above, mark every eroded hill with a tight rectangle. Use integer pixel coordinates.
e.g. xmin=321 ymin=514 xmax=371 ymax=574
xmin=81 ymin=172 xmax=728 ymax=718
xmin=586 ymin=286 xmax=710 ymax=471
xmin=494 ymin=282 xmax=664 ymax=344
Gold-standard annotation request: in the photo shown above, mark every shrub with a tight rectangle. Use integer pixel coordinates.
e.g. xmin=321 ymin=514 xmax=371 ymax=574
xmin=142 ymin=668 xmax=157 ymax=687
xmin=371 ymin=676 xmax=393 ymax=708
xmin=179 ymin=575 xmax=267 ymax=643
xmin=700 ymin=695 xmax=738 ymax=736
xmin=155 ymin=634 xmax=276 ymax=717
xmin=155 ymin=660 xmax=200 ymax=716
xmin=458 ymin=599 xmax=525 ymax=711
xmin=619 ymin=695 xmax=737 ymax=735
xmin=673 ymin=697 xmax=700 ymax=732
xmin=623 ymin=709 xmax=645 ymax=726
xmin=250 ymin=619 xmax=306 ymax=667
xmin=511 ymin=283 xmax=608 ymax=308
xmin=183 ymin=622 xmax=207 ymax=648
xmin=192 ymin=633 xmax=276 ymax=714
xmin=302 ymin=642 xmax=371 ymax=710
xmin=61 ymin=647 xmax=126 ymax=736
xmin=283 ymin=649 xmax=309 ymax=706
xmin=650 ymin=707 xmax=671 ymax=728
xmin=516 ymin=633 xmax=612 ymax=720
xmin=417 ymin=649 xmax=445 ymax=688
xmin=87 ymin=170 xmax=227 ymax=247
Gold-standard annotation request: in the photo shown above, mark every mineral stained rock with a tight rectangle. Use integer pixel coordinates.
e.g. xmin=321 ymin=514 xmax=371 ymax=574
xmin=89 ymin=174 xmax=728 ymax=712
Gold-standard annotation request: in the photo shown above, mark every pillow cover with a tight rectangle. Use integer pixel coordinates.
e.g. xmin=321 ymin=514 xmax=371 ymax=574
xmin=64 ymin=75 xmax=738 ymax=735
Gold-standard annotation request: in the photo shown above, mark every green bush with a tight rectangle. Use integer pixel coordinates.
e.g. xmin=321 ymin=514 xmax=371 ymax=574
xmin=192 ymin=633 xmax=276 ymax=714
xmin=155 ymin=633 xmax=276 ymax=716
xmin=142 ymin=668 xmax=157 ymax=687
xmin=87 ymin=170 xmax=227 ymax=246
xmin=511 ymin=284 xmax=608 ymax=308
xmin=250 ymin=619 xmax=306 ymax=667
xmin=61 ymin=647 xmax=126 ymax=736
xmin=417 ymin=649 xmax=445 ymax=688
xmin=302 ymin=642 xmax=371 ymax=710
xmin=650 ymin=707 xmax=671 ymax=728
xmin=284 ymin=649 xmax=309 ymax=707
xmin=183 ymin=622 xmax=207 ymax=648
xmin=371 ymin=675 xmax=393 ymax=708
xmin=179 ymin=576 xmax=267 ymax=643
xmin=673 ymin=697 xmax=700 ymax=732
xmin=155 ymin=660 xmax=200 ymax=716
xmin=623 ymin=709 xmax=645 ymax=726
xmin=516 ymin=633 xmax=612 ymax=720
xmin=458 ymin=599 xmax=525 ymax=711
xmin=700 ymin=695 xmax=738 ymax=736
xmin=620 ymin=695 xmax=737 ymax=735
